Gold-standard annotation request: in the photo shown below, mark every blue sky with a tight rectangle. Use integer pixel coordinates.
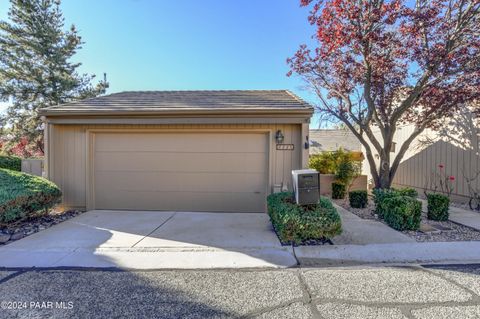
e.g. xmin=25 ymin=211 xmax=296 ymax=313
xmin=0 ymin=0 xmax=321 ymax=126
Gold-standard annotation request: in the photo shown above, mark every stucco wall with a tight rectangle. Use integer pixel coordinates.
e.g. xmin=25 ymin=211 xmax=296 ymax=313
xmin=318 ymin=174 xmax=368 ymax=196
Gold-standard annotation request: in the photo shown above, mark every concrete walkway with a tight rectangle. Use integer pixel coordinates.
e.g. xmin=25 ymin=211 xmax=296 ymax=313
xmin=450 ymin=206 xmax=480 ymax=231
xmin=331 ymin=204 xmax=414 ymax=245
xmin=0 ymin=210 xmax=297 ymax=269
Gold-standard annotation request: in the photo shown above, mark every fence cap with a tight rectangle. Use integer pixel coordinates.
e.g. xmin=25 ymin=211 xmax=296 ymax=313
xmin=292 ymin=169 xmax=319 ymax=175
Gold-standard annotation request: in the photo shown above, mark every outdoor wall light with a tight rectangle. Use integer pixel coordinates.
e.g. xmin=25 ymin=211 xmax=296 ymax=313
xmin=275 ymin=130 xmax=285 ymax=144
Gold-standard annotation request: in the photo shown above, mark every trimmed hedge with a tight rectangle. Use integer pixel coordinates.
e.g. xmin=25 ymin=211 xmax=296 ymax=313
xmin=427 ymin=193 xmax=450 ymax=221
xmin=0 ymin=168 xmax=62 ymax=223
xmin=267 ymin=192 xmax=342 ymax=245
xmin=332 ymin=182 xmax=346 ymax=199
xmin=349 ymin=190 xmax=368 ymax=208
xmin=0 ymin=155 xmax=21 ymax=171
xmin=372 ymin=187 xmax=417 ymax=218
xmin=372 ymin=188 xmax=397 ymax=218
xmin=382 ymin=195 xmax=422 ymax=231
xmin=395 ymin=187 xmax=418 ymax=198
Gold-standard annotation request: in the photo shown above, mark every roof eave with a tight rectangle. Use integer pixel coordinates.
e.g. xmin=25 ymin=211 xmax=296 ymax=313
xmin=39 ymin=107 xmax=314 ymax=117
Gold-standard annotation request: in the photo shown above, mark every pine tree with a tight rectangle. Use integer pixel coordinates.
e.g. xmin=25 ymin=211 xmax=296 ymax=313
xmin=0 ymin=0 xmax=108 ymax=156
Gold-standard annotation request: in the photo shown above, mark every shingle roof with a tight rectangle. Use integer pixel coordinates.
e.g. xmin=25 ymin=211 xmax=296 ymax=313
xmin=309 ymin=129 xmax=362 ymax=153
xmin=40 ymin=90 xmax=313 ymax=115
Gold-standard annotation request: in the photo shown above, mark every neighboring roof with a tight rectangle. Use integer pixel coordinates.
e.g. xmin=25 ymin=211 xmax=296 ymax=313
xmin=40 ymin=90 xmax=313 ymax=116
xmin=309 ymin=129 xmax=362 ymax=153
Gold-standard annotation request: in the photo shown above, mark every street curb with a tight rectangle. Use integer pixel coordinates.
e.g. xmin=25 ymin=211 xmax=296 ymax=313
xmin=0 ymin=246 xmax=298 ymax=269
xmin=294 ymin=241 xmax=480 ymax=265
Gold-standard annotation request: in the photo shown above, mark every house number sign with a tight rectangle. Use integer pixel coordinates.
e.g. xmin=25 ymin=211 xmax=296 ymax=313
xmin=276 ymin=144 xmax=294 ymax=150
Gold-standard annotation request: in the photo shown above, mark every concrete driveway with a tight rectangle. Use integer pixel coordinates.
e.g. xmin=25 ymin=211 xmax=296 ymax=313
xmin=0 ymin=211 xmax=297 ymax=269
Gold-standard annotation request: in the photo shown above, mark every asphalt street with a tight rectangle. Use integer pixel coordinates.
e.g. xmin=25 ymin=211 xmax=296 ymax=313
xmin=0 ymin=264 xmax=479 ymax=318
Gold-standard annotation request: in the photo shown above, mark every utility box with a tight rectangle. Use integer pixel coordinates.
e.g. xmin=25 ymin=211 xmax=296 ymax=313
xmin=21 ymin=159 xmax=44 ymax=177
xmin=292 ymin=169 xmax=320 ymax=205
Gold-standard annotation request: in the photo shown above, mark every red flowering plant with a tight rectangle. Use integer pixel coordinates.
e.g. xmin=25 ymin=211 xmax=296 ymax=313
xmin=2 ymin=137 xmax=44 ymax=158
xmin=424 ymin=164 xmax=455 ymax=197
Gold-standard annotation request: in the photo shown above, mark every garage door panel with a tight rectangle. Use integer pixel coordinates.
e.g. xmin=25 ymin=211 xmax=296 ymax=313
xmin=95 ymin=151 xmax=266 ymax=173
xmin=95 ymin=133 xmax=267 ymax=153
xmin=93 ymin=132 xmax=268 ymax=212
xmin=95 ymin=171 xmax=266 ymax=193
xmin=95 ymin=191 xmax=265 ymax=212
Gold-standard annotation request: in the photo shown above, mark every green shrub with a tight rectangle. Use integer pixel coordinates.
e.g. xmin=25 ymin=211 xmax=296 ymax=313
xmin=372 ymin=187 xmax=418 ymax=218
xmin=395 ymin=187 xmax=418 ymax=198
xmin=382 ymin=196 xmax=422 ymax=231
xmin=349 ymin=190 xmax=368 ymax=208
xmin=427 ymin=193 xmax=450 ymax=221
xmin=332 ymin=182 xmax=346 ymax=199
xmin=335 ymin=160 xmax=357 ymax=185
xmin=0 ymin=168 xmax=62 ymax=223
xmin=309 ymin=152 xmax=336 ymax=174
xmin=267 ymin=192 xmax=342 ymax=245
xmin=309 ymin=148 xmax=362 ymax=175
xmin=0 ymin=155 xmax=21 ymax=171
xmin=372 ymin=189 xmax=391 ymax=216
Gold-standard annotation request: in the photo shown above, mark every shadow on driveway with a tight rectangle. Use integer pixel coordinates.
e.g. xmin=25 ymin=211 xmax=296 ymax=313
xmin=0 ymin=269 xmax=236 ymax=318
xmin=0 ymin=266 xmax=308 ymax=319
xmin=0 ymin=210 xmax=297 ymax=269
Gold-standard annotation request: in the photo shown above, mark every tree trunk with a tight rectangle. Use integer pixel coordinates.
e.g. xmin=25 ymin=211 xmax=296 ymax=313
xmin=378 ymin=168 xmax=392 ymax=189
xmin=363 ymin=145 xmax=382 ymax=188
xmin=376 ymin=126 xmax=395 ymax=189
xmin=374 ymin=152 xmax=393 ymax=189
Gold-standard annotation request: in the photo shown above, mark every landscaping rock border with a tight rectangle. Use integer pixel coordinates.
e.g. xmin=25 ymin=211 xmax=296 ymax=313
xmin=0 ymin=210 xmax=84 ymax=245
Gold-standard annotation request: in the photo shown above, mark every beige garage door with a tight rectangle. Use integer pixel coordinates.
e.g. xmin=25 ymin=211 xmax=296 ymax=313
xmin=92 ymin=132 xmax=268 ymax=212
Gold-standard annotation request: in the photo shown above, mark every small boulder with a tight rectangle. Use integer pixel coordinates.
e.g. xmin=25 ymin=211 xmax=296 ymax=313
xmin=0 ymin=232 xmax=11 ymax=244
xmin=10 ymin=232 xmax=25 ymax=241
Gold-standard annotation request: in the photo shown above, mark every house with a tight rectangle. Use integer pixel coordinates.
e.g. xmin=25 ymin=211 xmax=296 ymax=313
xmin=309 ymin=129 xmax=362 ymax=154
xmin=39 ymin=90 xmax=313 ymax=212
